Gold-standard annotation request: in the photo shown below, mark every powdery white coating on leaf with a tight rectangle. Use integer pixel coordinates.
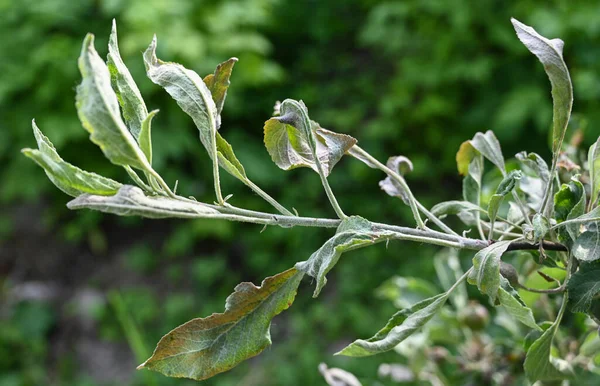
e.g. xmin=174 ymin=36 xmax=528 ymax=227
xmin=138 ymin=268 xmax=303 ymax=381
xmin=511 ymin=18 xmax=573 ymax=156
xmin=572 ymin=231 xmax=600 ymax=262
xmin=67 ymin=185 xmax=219 ymax=218
xmin=76 ymin=34 xmax=150 ymax=171
xmin=22 ymin=120 xmax=122 ymax=197
xmin=379 ymin=155 xmax=414 ymax=203
xmin=107 ymin=19 xmax=149 ymax=140
xmin=468 ymin=240 xmax=512 ymax=303
xmin=470 ymin=131 xmax=506 ymax=173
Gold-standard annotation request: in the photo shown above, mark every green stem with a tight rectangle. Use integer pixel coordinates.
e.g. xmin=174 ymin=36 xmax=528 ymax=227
xmin=244 ymin=179 xmax=295 ymax=216
xmin=350 ymin=145 xmax=426 ymax=229
xmin=540 ymin=156 xmax=558 ymax=217
xmin=125 ymin=166 xmax=154 ymax=193
xmin=316 ymin=167 xmax=347 ymax=219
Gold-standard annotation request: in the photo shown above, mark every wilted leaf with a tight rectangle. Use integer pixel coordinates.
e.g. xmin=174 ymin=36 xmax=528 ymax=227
xmin=512 ymin=18 xmax=573 ymax=157
xmin=470 ymin=131 xmax=506 ymax=173
xmin=468 ymin=241 xmax=512 ymax=302
xmin=572 ymin=231 xmax=600 ymax=262
xmin=203 ymin=57 xmax=237 ymax=128
xmin=264 ymin=99 xmax=356 ymax=177
xmin=139 ymin=268 xmax=303 ymax=381
xmin=296 ymin=216 xmax=388 ymax=297
xmin=524 ymin=317 xmax=573 ymax=382
xmin=379 ymin=156 xmax=414 ymax=203
xmin=567 ymin=261 xmax=600 ymax=312
xmin=336 ymin=292 xmax=451 ymax=357
xmin=77 ymin=34 xmax=150 ymax=170
xmin=67 ymin=185 xmax=219 ymax=218
xmin=22 ymin=120 xmax=122 ymax=197
xmin=107 ymin=20 xmax=148 ymax=140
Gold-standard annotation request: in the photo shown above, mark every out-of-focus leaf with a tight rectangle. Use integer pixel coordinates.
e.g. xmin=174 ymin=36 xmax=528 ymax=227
xmin=430 ymin=201 xmax=483 ymax=217
xmin=524 ymin=315 xmax=573 ymax=382
xmin=107 ymin=20 xmax=148 ymax=140
xmin=572 ymin=231 xmax=600 ymax=262
xmin=554 ymin=179 xmax=586 ymax=243
xmin=296 ymin=216 xmax=387 ymax=297
xmin=67 ymin=185 xmax=219 ymax=218
xmin=488 ymin=170 xmax=522 ymax=226
xmin=264 ymin=100 xmax=356 ymax=176
xmin=567 ymin=261 xmax=600 ymax=312
xmin=512 ymin=18 xmax=573 ymax=157
xmin=468 ymin=241 xmax=512 ymax=302
xmin=77 ymin=34 xmax=150 ymax=170
xmin=138 ymin=268 xmax=303 ymax=381
xmin=203 ymin=57 xmax=237 ymax=128
xmin=22 ymin=121 xmax=122 ymax=197
xmin=470 ymin=131 xmax=506 ymax=173
xmin=434 ymin=249 xmax=467 ymax=309
xmin=139 ymin=110 xmax=158 ymax=164
xmin=319 ymin=363 xmax=362 ymax=386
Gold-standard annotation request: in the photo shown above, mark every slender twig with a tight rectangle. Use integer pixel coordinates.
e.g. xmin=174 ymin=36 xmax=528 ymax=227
xmin=244 ymin=179 xmax=295 ymax=216
xmin=125 ymin=166 xmax=154 ymax=193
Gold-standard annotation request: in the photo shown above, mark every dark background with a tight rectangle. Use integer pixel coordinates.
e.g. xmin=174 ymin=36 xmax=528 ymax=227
xmin=1 ymin=0 xmax=600 ymax=385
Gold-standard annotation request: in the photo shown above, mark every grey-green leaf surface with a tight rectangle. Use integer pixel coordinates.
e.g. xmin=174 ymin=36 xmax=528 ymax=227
xmin=336 ymin=292 xmax=450 ymax=357
xmin=107 ymin=20 xmax=148 ymax=140
xmin=497 ymin=285 xmax=541 ymax=331
xmin=468 ymin=241 xmax=512 ymax=302
xmin=523 ymin=318 xmax=573 ymax=382
xmin=434 ymin=249 xmax=467 ymax=309
xmin=203 ymin=57 xmax=237 ymax=129
xmin=143 ymin=36 xmax=218 ymax=160
xmin=430 ymin=201 xmax=483 ymax=217
xmin=572 ymin=231 xmax=600 ymax=262
xmin=295 ymin=216 xmax=387 ymax=297
xmin=77 ymin=34 xmax=150 ymax=171
xmin=22 ymin=120 xmax=122 ymax=197
xmin=67 ymin=185 xmax=219 ymax=218
xmin=488 ymin=170 xmax=522 ymax=225
xmin=567 ymin=261 xmax=600 ymax=313
xmin=589 ymin=138 xmax=600 ymax=208
xmin=379 ymin=155 xmax=414 ymax=204
xmin=554 ymin=179 xmax=585 ymax=243
xmin=532 ymin=213 xmax=550 ymax=242
xmin=139 ymin=268 xmax=303 ymax=381
xmin=264 ymin=100 xmax=356 ymax=177
xmin=470 ymin=131 xmax=505 ymax=173
xmin=516 ymin=151 xmax=550 ymax=187
xmin=139 ymin=110 xmax=158 ymax=164
xmin=512 ymin=18 xmax=573 ymax=156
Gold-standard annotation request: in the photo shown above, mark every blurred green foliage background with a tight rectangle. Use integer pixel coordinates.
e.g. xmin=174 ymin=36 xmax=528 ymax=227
xmin=1 ymin=0 xmax=600 ymax=385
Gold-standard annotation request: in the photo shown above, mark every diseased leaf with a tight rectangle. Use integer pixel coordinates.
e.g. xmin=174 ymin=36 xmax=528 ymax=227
xmin=203 ymin=57 xmax=237 ymax=128
xmin=107 ymin=20 xmax=148 ymax=140
xmin=77 ymin=34 xmax=150 ymax=170
xmin=532 ymin=213 xmax=550 ymax=242
xmin=22 ymin=120 xmax=122 ymax=197
xmin=589 ymin=138 xmax=600 ymax=208
xmin=67 ymin=185 xmax=219 ymax=218
xmin=512 ymin=18 xmax=573 ymax=156
xmin=138 ymin=268 xmax=304 ymax=381
xmin=567 ymin=261 xmax=600 ymax=312
xmin=572 ymin=231 xmax=600 ymax=262
xmin=264 ymin=100 xmax=356 ymax=177
xmin=488 ymin=170 xmax=522 ymax=226
xmin=379 ymin=156 xmax=414 ymax=204
xmin=516 ymin=151 xmax=550 ymax=186
xmin=139 ymin=110 xmax=158 ymax=164
xmin=295 ymin=216 xmax=389 ymax=297
xmin=336 ymin=290 xmax=454 ymax=357
xmin=470 ymin=131 xmax=505 ymax=173
xmin=554 ymin=179 xmax=586 ymax=243
xmin=468 ymin=241 xmax=512 ymax=302
xmin=524 ymin=317 xmax=573 ymax=382
xmin=430 ymin=201 xmax=483 ymax=217
xmin=497 ymin=285 xmax=542 ymax=331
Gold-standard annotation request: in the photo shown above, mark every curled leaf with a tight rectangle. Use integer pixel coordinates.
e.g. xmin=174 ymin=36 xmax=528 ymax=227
xmin=203 ymin=57 xmax=238 ymax=128
xmin=379 ymin=156 xmax=414 ymax=203
xmin=139 ymin=268 xmax=304 ymax=381
xmin=22 ymin=120 xmax=122 ymax=197
xmin=468 ymin=241 xmax=512 ymax=302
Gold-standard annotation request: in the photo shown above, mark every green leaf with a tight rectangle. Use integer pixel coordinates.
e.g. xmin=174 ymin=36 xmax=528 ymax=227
xmin=139 ymin=110 xmax=158 ymax=164
xmin=497 ymin=284 xmax=542 ymax=331
xmin=336 ymin=291 xmax=452 ymax=357
xmin=67 ymin=185 xmax=219 ymax=218
xmin=567 ymin=261 xmax=600 ymax=312
xmin=456 ymin=140 xmax=483 ymax=208
xmin=138 ymin=268 xmax=304 ymax=381
xmin=532 ymin=213 xmax=550 ymax=242
xmin=487 ymin=170 xmax=522 ymax=225
xmin=264 ymin=99 xmax=356 ymax=177
xmin=470 ymin=131 xmax=505 ymax=173
xmin=572 ymin=231 xmax=600 ymax=262
xmin=77 ymin=34 xmax=150 ymax=170
xmin=554 ymin=179 xmax=586 ymax=243
xmin=516 ymin=151 xmax=550 ymax=186
xmin=295 ymin=216 xmax=387 ymax=297
xmin=22 ymin=120 xmax=122 ymax=197
xmin=589 ymin=138 xmax=600 ymax=209
xmin=143 ymin=36 xmax=218 ymax=160
xmin=512 ymin=18 xmax=573 ymax=156
xmin=215 ymin=132 xmax=247 ymax=180
xmin=523 ymin=317 xmax=573 ymax=382
xmin=434 ymin=249 xmax=467 ymax=309
xmin=203 ymin=57 xmax=237 ymax=128
xmin=468 ymin=241 xmax=512 ymax=302
xmin=107 ymin=20 xmax=148 ymax=140
xmin=430 ymin=201 xmax=483 ymax=217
